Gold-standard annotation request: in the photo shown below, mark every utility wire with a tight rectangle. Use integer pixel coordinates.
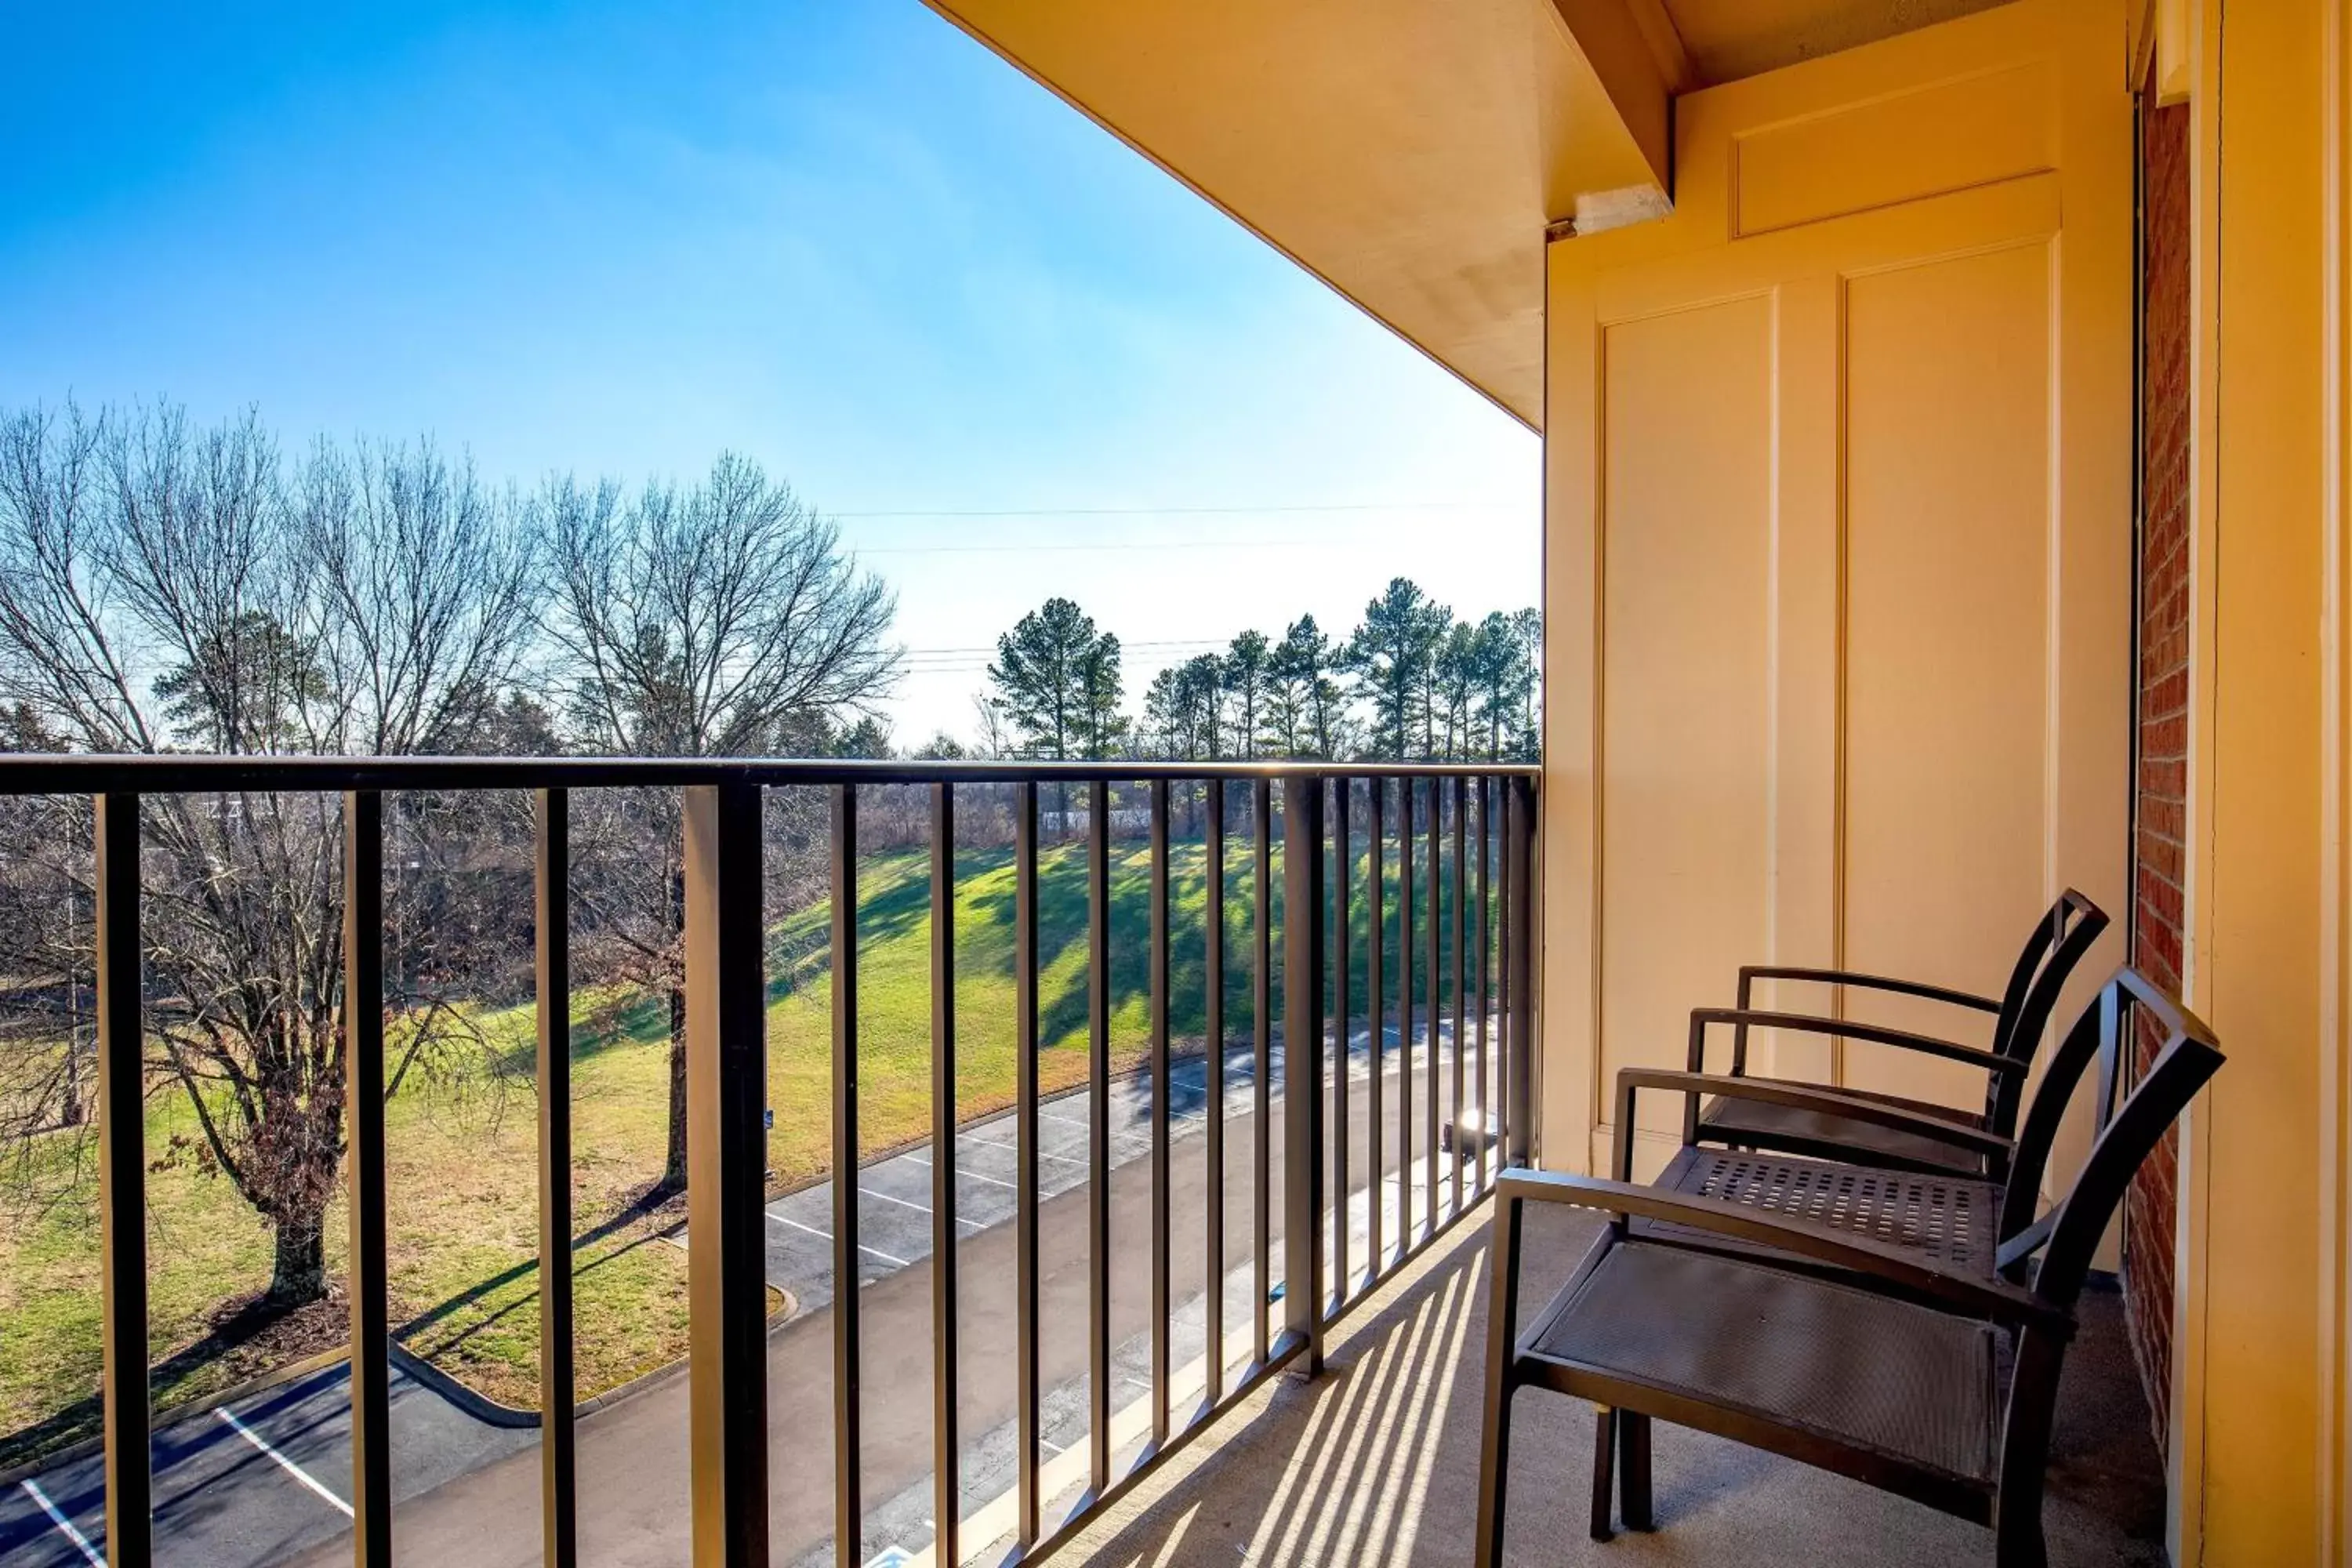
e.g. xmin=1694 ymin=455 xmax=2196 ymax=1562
xmin=830 ymin=500 xmax=1516 ymax=520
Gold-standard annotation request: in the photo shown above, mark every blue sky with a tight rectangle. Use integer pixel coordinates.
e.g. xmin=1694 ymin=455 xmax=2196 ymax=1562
xmin=0 ymin=0 xmax=1538 ymax=743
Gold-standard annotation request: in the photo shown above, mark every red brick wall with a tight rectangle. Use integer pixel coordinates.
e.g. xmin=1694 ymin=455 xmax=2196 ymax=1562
xmin=2127 ymin=89 xmax=2190 ymax=1455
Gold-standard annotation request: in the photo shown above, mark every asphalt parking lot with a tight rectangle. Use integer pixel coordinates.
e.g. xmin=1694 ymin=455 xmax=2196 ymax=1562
xmin=2 ymin=1019 xmax=1486 ymax=1568
xmin=0 ymin=1358 xmax=532 ymax=1568
xmin=759 ymin=1029 xmax=1253 ymax=1320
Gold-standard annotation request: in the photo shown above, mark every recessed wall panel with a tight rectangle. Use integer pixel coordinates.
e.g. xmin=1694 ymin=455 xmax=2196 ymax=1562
xmin=1842 ymin=243 xmax=2052 ymax=1108
xmin=1599 ymin=296 xmax=1774 ymax=1149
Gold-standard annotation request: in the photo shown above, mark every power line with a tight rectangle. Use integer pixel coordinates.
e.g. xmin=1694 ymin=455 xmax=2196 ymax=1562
xmin=831 ymin=500 xmax=1518 ymax=520
xmin=895 ymin=636 xmax=1240 ymax=679
xmin=857 ymin=539 xmax=1316 ymax=555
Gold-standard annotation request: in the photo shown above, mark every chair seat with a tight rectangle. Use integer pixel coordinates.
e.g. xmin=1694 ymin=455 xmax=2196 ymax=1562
xmin=1636 ymin=1145 xmax=1998 ymax=1276
xmin=1697 ymin=1088 xmax=1991 ymax=1177
xmin=1526 ymin=1240 xmax=2003 ymax=1486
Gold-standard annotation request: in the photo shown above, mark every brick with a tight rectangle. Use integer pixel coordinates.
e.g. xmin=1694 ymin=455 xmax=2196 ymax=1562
xmin=2125 ymin=89 xmax=2190 ymax=1460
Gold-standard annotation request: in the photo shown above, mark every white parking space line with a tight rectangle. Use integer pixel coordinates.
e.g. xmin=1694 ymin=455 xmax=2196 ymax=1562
xmin=903 ymin=1153 xmax=1017 ymax=1191
xmin=215 ymin=1407 xmax=354 ymax=1519
xmin=19 ymin=1479 xmax=103 ymax=1566
xmin=866 ymin=1187 xmax=984 ymax=1231
xmin=765 ymin=1209 xmax=913 ymax=1268
xmin=1038 ymin=1110 xmax=1090 ymax=1131
xmin=957 ymin=1128 xmax=1086 ymax=1167
xmin=767 ymin=1210 xmax=831 ymax=1240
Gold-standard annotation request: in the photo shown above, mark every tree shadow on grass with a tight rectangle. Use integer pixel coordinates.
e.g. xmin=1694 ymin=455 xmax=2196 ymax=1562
xmin=389 ymin=1175 xmax=681 ymax=1348
xmin=394 ymin=1221 xmax=715 ymax=1390
xmin=0 ymin=1283 xmax=350 ymax=1472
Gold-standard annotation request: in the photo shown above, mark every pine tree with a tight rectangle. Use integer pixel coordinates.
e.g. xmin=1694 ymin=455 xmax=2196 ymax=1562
xmin=1267 ymin=615 xmax=1333 ymax=757
xmin=987 ymin=597 xmax=1116 ymax=759
xmin=1221 ymin=630 xmax=1272 ymax=758
xmin=1341 ymin=579 xmax=1451 ymax=760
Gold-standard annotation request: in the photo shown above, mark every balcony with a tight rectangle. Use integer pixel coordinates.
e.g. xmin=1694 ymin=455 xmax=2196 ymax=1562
xmin=0 ymin=746 xmax=2175 ymax=1568
xmin=10 ymin=0 xmax=2352 ymax=1560
xmin=1036 ymin=1205 xmax=2167 ymax=1568
xmin=0 ymin=755 xmax=1541 ymax=1567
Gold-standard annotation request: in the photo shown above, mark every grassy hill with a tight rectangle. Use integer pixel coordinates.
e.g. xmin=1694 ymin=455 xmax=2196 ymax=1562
xmin=0 ymin=829 xmax=1475 ymax=1464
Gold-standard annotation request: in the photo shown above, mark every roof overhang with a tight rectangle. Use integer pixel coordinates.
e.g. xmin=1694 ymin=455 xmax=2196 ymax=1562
xmin=920 ymin=0 xmax=1682 ymax=432
xmin=923 ymin=2 xmax=2018 ymax=432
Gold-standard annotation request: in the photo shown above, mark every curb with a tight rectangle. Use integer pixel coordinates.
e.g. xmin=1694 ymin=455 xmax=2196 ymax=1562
xmin=0 ymin=1344 xmax=349 ymax=1489
xmin=387 ymin=1344 xmax=536 ymax=1429
xmin=392 ymin=1283 xmax=798 ymax=1427
xmin=0 ymin=1285 xmax=797 ymax=1480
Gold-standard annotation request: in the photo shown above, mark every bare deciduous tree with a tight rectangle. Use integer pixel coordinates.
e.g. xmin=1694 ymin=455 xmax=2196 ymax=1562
xmin=302 ymin=437 xmax=543 ymax=755
xmin=0 ymin=401 xmax=544 ymax=1305
xmin=546 ymin=453 xmax=897 ymax=1192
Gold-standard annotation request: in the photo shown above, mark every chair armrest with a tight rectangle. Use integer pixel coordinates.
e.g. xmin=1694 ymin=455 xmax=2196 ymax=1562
xmin=1494 ymin=1168 xmax=2067 ymax=1334
xmin=1687 ymin=1007 xmax=2023 ymax=1078
xmin=1737 ymin=964 xmax=2001 ymax=1015
xmin=1617 ymin=1068 xmax=2015 ymax=1163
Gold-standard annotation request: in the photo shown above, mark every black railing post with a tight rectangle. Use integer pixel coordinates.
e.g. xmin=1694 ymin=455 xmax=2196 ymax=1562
xmin=1367 ymin=779 xmax=1385 ymax=1276
xmin=1014 ymin=781 xmax=1042 ymax=1547
xmin=1087 ymin=779 xmax=1112 ymax=1495
xmin=1451 ymin=776 xmax=1467 ymax=1215
xmin=1252 ymin=779 xmax=1272 ymax=1370
xmin=828 ymin=785 xmax=861 ymax=1563
xmin=1280 ymin=775 xmax=1326 ymax=1375
xmin=1506 ymin=775 xmax=1536 ymax=1167
xmin=1496 ymin=776 xmax=1512 ymax=1167
xmin=1398 ymin=779 xmax=1415 ymax=1246
xmin=1330 ymin=777 xmax=1349 ymax=1307
xmin=684 ymin=780 xmax=769 ymax=1568
xmin=1203 ymin=779 xmax=1226 ymax=1402
xmin=1149 ymin=778 xmax=1172 ymax=1446
xmin=1425 ymin=779 xmax=1441 ymax=1225
xmin=94 ymin=793 xmax=149 ymax=1568
xmin=344 ymin=788 xmax=393 ymax=1567
xmin=535 ymin=789 xmax=578 ymax=1568
xmin=930 ymin=782 xmax=960 ymax=1566
xmin=1475 ymin=777 xmax=1492 ymax=1196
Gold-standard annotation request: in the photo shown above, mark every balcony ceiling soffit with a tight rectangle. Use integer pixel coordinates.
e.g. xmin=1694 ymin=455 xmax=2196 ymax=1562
xmin=1658 ymin=0 xmax=2017 ymax=86
xmin=922 ymin=0 xmax=1675 ymax=433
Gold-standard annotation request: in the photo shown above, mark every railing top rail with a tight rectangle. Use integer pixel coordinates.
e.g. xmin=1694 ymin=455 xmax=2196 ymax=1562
xmin=0 ymin=753 xmax=1541 ymax=794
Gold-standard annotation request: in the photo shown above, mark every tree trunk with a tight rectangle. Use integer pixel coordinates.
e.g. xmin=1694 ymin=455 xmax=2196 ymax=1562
xmin=661 ymin=983 xmax=688 ymax=1195
xmin=58 ymin=1034 xmax=85 ymax=1127
xmin=266 ymin=1210 xmax=327 ymax=1308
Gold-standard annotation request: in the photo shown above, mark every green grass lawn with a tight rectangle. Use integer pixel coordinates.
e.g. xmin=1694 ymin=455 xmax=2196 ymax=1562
xmin=0 ymin=828 xmax=1483 ymax=1465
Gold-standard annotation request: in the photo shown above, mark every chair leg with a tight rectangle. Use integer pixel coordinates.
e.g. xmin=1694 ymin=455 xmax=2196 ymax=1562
xmin=1993 ymin=1518 xmax=2048 ymax=1568
xmin=1619 ymin=1411 xmax=1652 ymax=1530
xmin=1589 ymin=1406 xmax=1617 ymax=1541
xmin=1475 ymin=1383 xmax=1515 ymax=1568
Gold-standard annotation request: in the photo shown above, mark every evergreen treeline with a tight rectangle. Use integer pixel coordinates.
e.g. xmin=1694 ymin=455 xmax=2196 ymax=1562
xmin=977 ymin=584 xmax=1541 ymax=765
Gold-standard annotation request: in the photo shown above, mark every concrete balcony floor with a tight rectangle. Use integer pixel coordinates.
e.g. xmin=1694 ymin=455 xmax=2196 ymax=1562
xmin=1051 ymin=1203 xmax=2167 ymax=1568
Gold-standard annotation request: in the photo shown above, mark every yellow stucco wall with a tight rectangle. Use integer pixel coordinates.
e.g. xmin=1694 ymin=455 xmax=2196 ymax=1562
xmin=1535 ymin=3 xmax=2352 ymax=1557
xmin=2172 ymin=1 xmax=2336 ymax=1561
xmin=1537 ymin=0 xmax=2135 ymax=1199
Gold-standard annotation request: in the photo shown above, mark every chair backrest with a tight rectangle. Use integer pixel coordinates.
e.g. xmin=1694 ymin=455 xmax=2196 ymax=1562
xmin=1980 ymin=889 xmax=2110 ymax=1136
xmin=1991 ymin=970 xmax=2218 ymax=1516
xmin=1993 ymin=966 xmax=2220 ymax=1305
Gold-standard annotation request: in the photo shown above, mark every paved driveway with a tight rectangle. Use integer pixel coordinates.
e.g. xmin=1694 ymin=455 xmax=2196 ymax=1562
xmin=2 ymin=1021 xmax=1486 ymax=1567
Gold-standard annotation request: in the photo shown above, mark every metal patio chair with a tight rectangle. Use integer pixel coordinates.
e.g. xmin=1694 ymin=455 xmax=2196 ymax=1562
xmin=1472 ymin=968 xmax=2219 ymax=1568
xmin=1619 ymin=966 xmax=2152 ymax=1289
xmin=1694 ymin=891 xmax=2107 ymax=1178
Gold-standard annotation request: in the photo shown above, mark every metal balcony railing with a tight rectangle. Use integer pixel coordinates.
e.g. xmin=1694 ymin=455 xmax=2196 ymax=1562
xmin=0 ymin=754 xmax=1539 ymax=1568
